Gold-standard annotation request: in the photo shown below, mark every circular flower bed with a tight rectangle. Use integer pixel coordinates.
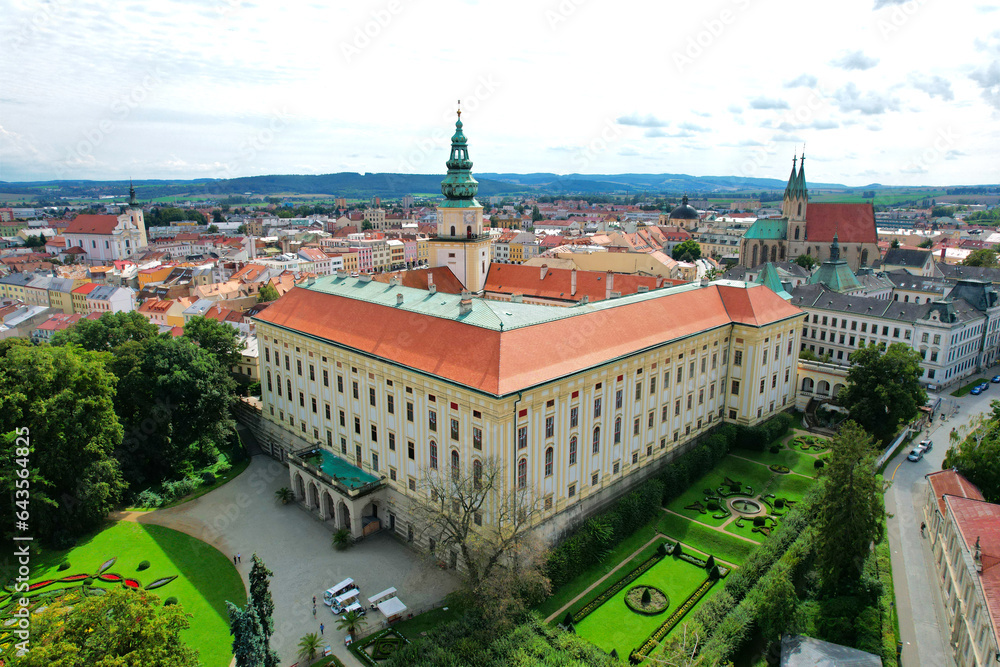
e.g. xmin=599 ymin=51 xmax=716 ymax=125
xmin=624 ymin=585 xmax=669 ymax=615
xmin=371 ymin=633 xmax=405 ymax=660
xmin=769 ymin=464 xmax=790 ymax=474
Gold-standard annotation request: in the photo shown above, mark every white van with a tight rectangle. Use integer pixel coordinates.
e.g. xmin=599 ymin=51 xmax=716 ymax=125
xmin=323 ymin=578 xmax=355 ymax=606
xmin=341 ymin=601 xmax=365 ymax=617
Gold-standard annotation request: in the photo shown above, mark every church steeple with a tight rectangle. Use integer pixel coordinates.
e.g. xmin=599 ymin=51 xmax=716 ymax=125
xmin=129 ymin=179 xmax=136 ymax=207
xmin=796 ymin=152 xmax=808 ymax=201
xmin=830 ymin=232 xmax=840 ymax=262
xmin=440 ymin=102 xmax=479 ymax=205
xmin=783 ymin=155 xmax=798 ymax=200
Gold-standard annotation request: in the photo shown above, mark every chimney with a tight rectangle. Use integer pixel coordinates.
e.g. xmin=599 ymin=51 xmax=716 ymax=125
xmin=540 ymin=264 xmax=549 ymax=280
xmin=337 ymin=269 xmax=347 ymax=278
xmin=459 ymin=290 xmax=473 ymax=315
xmin=605 ymin=271 xmax=614 ymax=300
xmin=638 ymin=285 xmax=649 ymax=293
xmin=396 ymin=293 xmax=404 ymax=306
xmin=389 ymin=275 xmax=400 ymax=287
xmin=579 ymin=295 xmax=589 ymax=305
xmin=571 ymin=268 xmax=577 ymax=296
xmin=358 ymin=273 xmax=371 ymax=282
xmin=941 ymin=248 xmax=946 ymax=260
xmin=511 ymin=294 xmax=523 ymax=303
xmin=427 ymin=272 xmax=435 ymax=288
xmin=429 ymin=284 xmax=437 ymax=295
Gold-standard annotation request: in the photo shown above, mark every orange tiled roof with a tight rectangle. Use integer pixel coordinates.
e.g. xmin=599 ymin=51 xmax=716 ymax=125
xmin=806 ymin=203 xmax=877 ymax=245
xmin=485 ymin=264 xmax=677 ymax=302
xmin=64 ymin=214 xmax=120 ymax=235
xmin=944 ymin=495 xmax=1000 ymax=645
xmin=254 ymin=282 xmax=801 ymax=396
xmin=927 ymin=469 xmax=985 ymax=516
xmin=371 ymin=267 xmax=465 ymax=295
xmin=71 ymin=283 xmax=99 ymax=295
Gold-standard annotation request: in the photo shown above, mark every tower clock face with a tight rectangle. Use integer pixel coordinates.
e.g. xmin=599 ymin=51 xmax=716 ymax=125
xmin=464 ymin=211 xmax=475 ymax=224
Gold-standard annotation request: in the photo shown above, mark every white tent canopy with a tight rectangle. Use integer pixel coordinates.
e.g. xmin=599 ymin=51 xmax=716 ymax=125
xmin=376 ymin=597 xmax=407 ymax=619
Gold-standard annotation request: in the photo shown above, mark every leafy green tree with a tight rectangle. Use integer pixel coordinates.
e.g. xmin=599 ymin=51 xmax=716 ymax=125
xmin=183 ymin=315 xmax=243 ymax=368
xmin=531 ymin=205 xmax=543 ymax=222
xmin=671 ymin=239 xmax=702 ymax=261
xmin=0 ymin=342 xmax=125 ymax=544
xmin=212 ymin=209 xmax=225 ymax=223
xmin=840 ymin=342 xmax=926 ymax=446
xmin=208 ymin=223 xmax=220 ymax=233
xmin=794 ymin=254 xmax=817 ymax=270
xmin=890 ymin=238 xmax=900 ymax=249
xmin=336 ymin=609 xmax=368 ymax=638
xmin=918 ymin=237 xmax=933 ymax=248
xmin=20 ymin=587 xmax=198 ymax=667
xmin=943 ymin=401 xmax=1000 ymax=502
xmin=257 ymin=283 xmax=280 ymax=303
xmin=297 ymin=632 xmax=323 ymax=665
xmin=963 ymin=249 xmax=998 ymax=267
xmin=109 ymin=336 xmax=235 ymax=488
xmin=237 ymin=224 xmax=247 ymax=234
xmin=361 ymin=220 xmax=373 ymax=230
xmin=814 ymin=421 xmax=884 ymax=589
xmin=249 ymin=554 xmax=279 ymax=667
xmin=51 ymin=311 xmax=159 ymax=352
xmin=228 ymin=601 xmax=267 ymax=667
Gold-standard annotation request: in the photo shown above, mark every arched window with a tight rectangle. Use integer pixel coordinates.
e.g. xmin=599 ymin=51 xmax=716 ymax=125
xmin=794 ymin=226 xmax=800 ymax=240
xmin=286 ymin=379 xmax=292 ymax=398
xmin=276 ymin=373 xmax=282 ymax=396
xmin=752 ymin=245 xmax=758 ymax=266
xmin=592 ymin=427 xmax=601 ymax=453
xmin=797 ymin=202 xmax=802 ymax=216
xmin=861 ymin=249 xmax=869 ymax=265
xmin=450 ymin=225 xmax=456 ymax=236
xmin=266 ymin=370 xmax=272 ymax=392
xmin=614 ymin=417 xmax=622 ymax=444
xmin=771 ymin=246 xmax=777 ymax=262
xmin=429 ymin=441 xmax=438 ymax=469
xmin=467 ymin=225 xmax=473 ymax=238
xmin=780 ymin=246 xmax=786 ymax=260
xmin=544 ymin=447 xmax=553 ymax=477
xmin=451 ymin=450 xmax=460 ymax=479
xmin=569 ymin=436 xmax=578 ymax=465
xmin=473 ymin=459 xmax=482 ymax=489
xmin=517 ymin=458 xmax=527 ymax=489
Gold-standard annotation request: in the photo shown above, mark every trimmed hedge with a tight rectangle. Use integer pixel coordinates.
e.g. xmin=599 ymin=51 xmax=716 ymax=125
xmin=629 ymin=577 xmax=717 ymax=663
xmin=568 ymin=549 xmax=666 ymax=623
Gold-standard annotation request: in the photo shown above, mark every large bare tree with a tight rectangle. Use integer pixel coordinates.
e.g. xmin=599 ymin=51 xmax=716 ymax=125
xmin=410 ymin=456 xmax=542 ymax=591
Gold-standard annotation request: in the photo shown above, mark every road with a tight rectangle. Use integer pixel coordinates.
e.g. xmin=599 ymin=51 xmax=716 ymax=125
xmin=884 ymin=373 xmax=998 ymax=667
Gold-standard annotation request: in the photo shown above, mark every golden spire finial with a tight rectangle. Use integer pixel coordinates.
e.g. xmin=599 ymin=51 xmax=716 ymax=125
xmin=457 ymin=99 xmax=462 ymax=118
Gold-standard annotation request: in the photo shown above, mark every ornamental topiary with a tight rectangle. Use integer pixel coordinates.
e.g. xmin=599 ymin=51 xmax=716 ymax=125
xmin=57 ymin=562 xmax=71 ymax=571
xmin=137 ymin=560 xmax=150 ymax=571
xmin=164 ymin=597 xmax=178 ymax=606
xmin=753 ymin=516 xmax=766 ymax=527
xmin=775 ymin=498 xmax=785 ymax=509
xmin=706 ymin=555 xmax=716 ymax=570
xmin=814 ymin=459 xmax=825 ymax=469
xmin=770 ymin=445 xmax=781 ymax=454
xmin=673 ymin=542 xmax=683 ymax=556
xmin=641 ymin=588 xmax=651 ymax=605
xmin=706 ymin=500 xmax=720 ymax=511
xmin=563 ymin=611 xmax=574 ymax=626
xmin=200 ymin=471 xmax=216 ymax=485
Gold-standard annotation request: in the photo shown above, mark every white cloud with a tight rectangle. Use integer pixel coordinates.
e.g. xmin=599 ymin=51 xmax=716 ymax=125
xmin=832 ymin=83 xmax=900 ymax=114
xmin=617 ymin=113 xmax=669 ymax=128
xmin=784 ymin=74 xmax=818 ymax=88
xmin=749 ymin=97 xmax=790 ymax=110
xmin=909 ymin=73 xmax=954 ymax=100
xmin=830 ymin=50 xmax=880 ymax=71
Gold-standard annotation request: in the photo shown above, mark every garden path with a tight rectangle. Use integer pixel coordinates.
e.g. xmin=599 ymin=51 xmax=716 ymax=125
xmin=727 ymin=453 xmax=815 ymax=479
xmin=659 ymin=507 xmax=761 ymax=543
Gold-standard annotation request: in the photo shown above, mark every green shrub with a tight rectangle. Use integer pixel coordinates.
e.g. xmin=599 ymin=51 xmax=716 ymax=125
xmin=57 ymin=562 xmax=71 ymax=571
xmin=770 ymin=445 xmax=781 ymax=454
xmin=136 ymin=489 xmax=163 ymax=508
xmin=752 ymin=516 xmax=765 ymax=527
xmin=200 ymin=471 xmax=216 ymax=485
xmin=814 ymin=459 xmax=825 ymax=469
xmin=774 ymin=498 xmax=785 ymax=509
xmin=162 ymin=477 xmax=197 ymax=501
xmin=164 ymin=596 xmax=178 ymax=606
xmin=137 ymin=560 xmax=150 ymax=571
xmin=83 ymin=578 xmax=94 ymax=586
xmin=707 ymin=500 xmax=720 ymax=511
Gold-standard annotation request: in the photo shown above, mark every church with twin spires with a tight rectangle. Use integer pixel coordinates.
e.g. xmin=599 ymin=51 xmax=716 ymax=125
xmin=739 ymin=155 xmax=879 ymax=272
xmin=428 ymin=106 xmax=491 ymax=292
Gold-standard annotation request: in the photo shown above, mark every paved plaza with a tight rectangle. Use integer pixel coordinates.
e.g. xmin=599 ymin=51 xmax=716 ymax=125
xmin=130 ymin=450 xmax=460 ymax=666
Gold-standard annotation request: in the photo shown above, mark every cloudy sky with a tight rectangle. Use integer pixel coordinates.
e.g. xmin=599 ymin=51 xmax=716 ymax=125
xmin=1 ymin=0 xmax=999 ymax=186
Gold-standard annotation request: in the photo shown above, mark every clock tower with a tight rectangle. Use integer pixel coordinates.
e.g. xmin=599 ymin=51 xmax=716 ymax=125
xmin=430 ymin=104 xmax=490 ymax=292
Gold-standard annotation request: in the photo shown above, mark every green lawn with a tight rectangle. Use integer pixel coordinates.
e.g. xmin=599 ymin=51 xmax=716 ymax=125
xmin=28 ymin=522 xmax=245 ymax=667
xmin=724 ymin=518 xmax=769 ymax=543
xmin=535 ymin=518 xmax=660 ymax=619
xmin=730 ymin=446 xmax=820 ymax=478
xmin=656 ymin=512 xmax=754 ymax=565
xmin=392 ymin=592 xmax=466 ymax=638
xmin=665 ymin=457 xmax=774 ymax=525
xmin=574 ymin=557 xmax=708 ymax=658
xmin=951 ymin=378 xmax=989 ymax=397
xmin=767 ymin=473 xmax=816 ymax=503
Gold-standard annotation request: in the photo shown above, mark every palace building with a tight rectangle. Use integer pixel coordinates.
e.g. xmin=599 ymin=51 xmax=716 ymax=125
xmin=251 ymin=114 xmax=806 ymax=558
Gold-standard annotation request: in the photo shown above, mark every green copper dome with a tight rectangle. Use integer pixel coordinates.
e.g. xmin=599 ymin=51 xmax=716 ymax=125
xmin=440 ymin=110 xmax=480 ymax=204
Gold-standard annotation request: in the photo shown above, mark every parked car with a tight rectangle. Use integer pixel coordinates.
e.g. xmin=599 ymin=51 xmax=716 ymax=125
xmin=992 ymin=376 xmax=1000 ymax=383
xmin=980 ymin=382 xmax=990 ymax=391
xmin=918 ymin=439 xmax=933 ymax=453
xmin=971 ymin=387 xmax=983 ymax=395
xmin=907 ymin=448 xmax=924 ymax=462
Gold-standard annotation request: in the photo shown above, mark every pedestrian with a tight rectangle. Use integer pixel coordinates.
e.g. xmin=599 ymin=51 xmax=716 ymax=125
xmin=320 ymin=623 xmax=324 ymax=635
xmin=237 ymin=553 xmax=241 ymax=563
xmin=920 ymin=521 xmax=926 ymax=535
xmin=313 ymin=595 xmax=316 ymax=605
xmin=233 ymin=554 xmax=237 ymax=565
xmin=313 ymin=604 xmax=317 ymax=617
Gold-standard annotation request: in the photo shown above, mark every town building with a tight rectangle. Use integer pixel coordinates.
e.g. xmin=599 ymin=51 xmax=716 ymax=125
xmin=62 ymin=184 xmax=148 ymax=263
xmin=740 ymin=156 xmax=879 ymax=271
xmin=924 ymin=470 xmax=1000 ymax=666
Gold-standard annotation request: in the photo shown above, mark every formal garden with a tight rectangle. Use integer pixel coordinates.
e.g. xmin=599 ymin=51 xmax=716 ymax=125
xmin=0 ymin=521 xmax=245 ymax=666
xmin=539 ymin=416 xmax=830 ymax=664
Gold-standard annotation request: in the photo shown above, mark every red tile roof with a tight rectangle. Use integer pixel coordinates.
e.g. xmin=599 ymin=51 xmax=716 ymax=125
xmin=36 ymin=313 xmax=82 ymax=331
xmin=927 ymin=469 xmax=985 ymax=516
xmin=253 ymin=282 xmax=802 ymax=396
xmin=71 ymin=283 xmax=99 ymax=295
xmin=64 ymin=214 xmax=120 ymax=235
xmin=484 ymin=264 xmax=679 ymax=303
xmin=945 ymin=495 xmax=1000 ymax=644
xmin=806 ymin=203 xmax=877 ymax=245
xmin=371 ymin=267 xmax=465 ymax=295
